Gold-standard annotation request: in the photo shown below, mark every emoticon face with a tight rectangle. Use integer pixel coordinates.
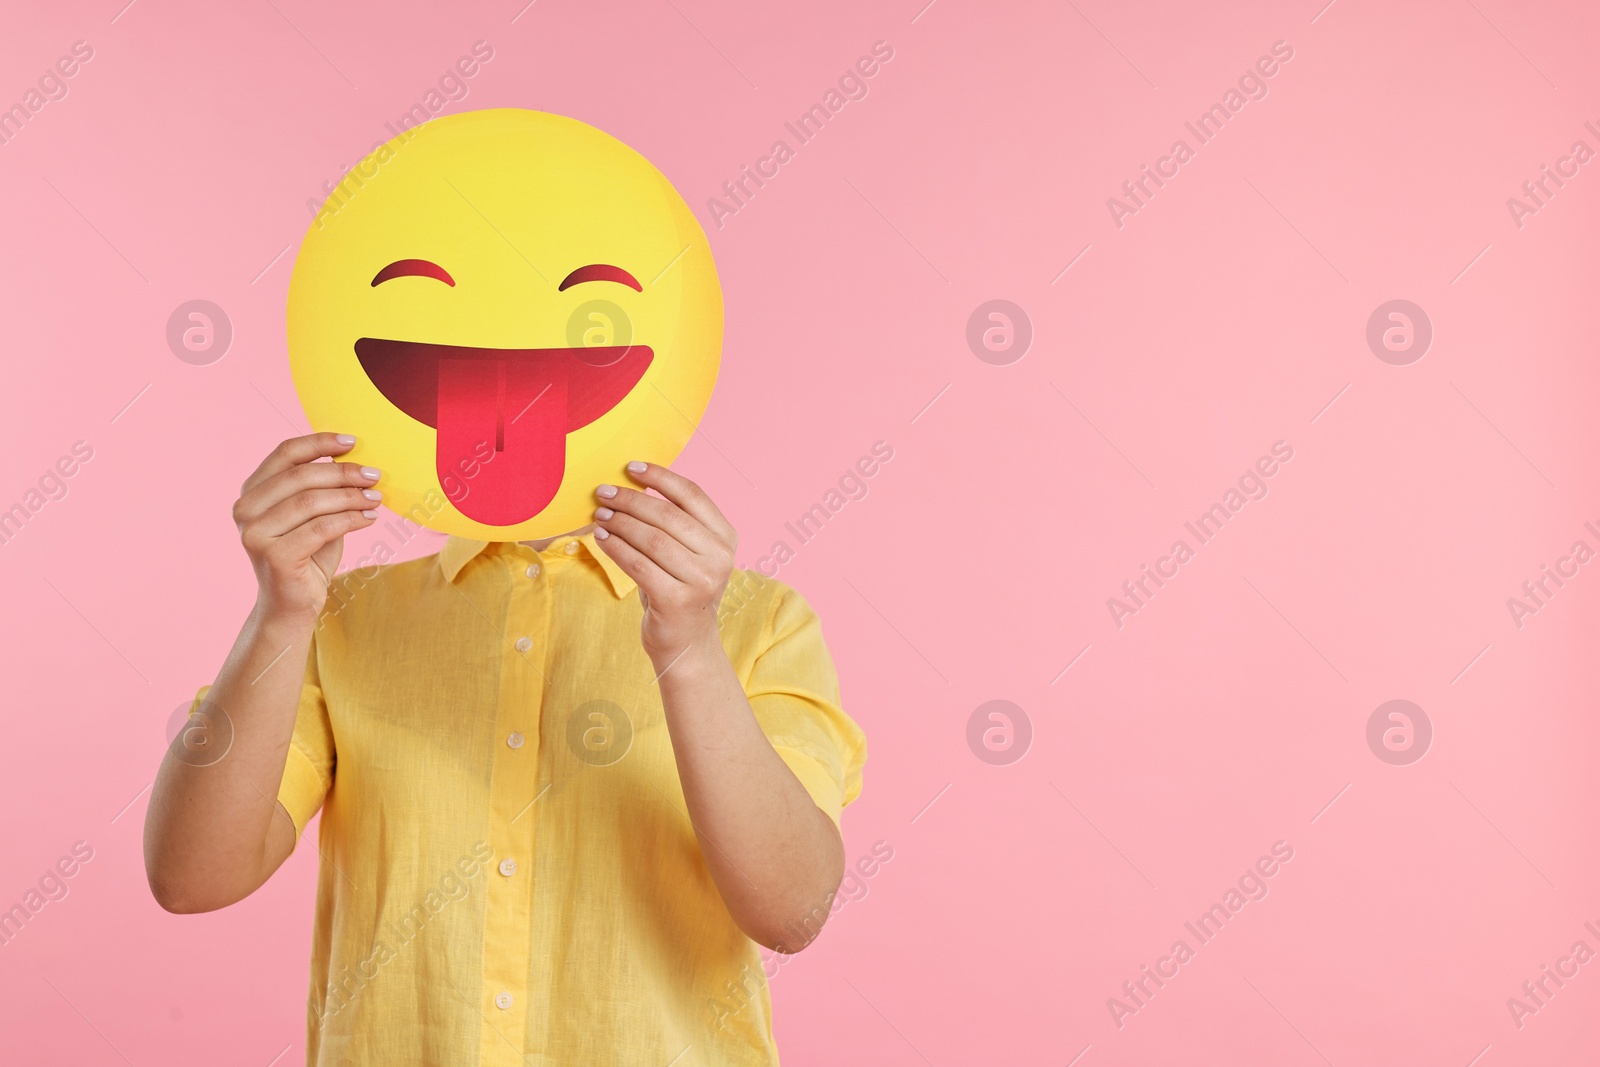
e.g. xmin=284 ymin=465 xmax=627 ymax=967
xmin=287 ymin=108 xmax=723 ymax=539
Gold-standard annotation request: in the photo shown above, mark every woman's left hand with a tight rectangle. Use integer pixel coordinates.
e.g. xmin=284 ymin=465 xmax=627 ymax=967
xmin=591 ymin=461 xmax=738 ymax=671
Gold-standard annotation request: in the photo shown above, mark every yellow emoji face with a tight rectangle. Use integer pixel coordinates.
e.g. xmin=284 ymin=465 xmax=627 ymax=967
xmin=287 ymin=108 xmax=722 ymax=539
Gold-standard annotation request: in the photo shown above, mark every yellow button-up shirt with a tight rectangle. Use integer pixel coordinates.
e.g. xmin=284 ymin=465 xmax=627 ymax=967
xmin=210 ymin=532 xmax=865 ymax=1066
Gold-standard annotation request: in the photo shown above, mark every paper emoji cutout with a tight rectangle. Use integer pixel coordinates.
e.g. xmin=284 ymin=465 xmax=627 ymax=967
xmin=287 ymin=108 xmax=723 ymax=540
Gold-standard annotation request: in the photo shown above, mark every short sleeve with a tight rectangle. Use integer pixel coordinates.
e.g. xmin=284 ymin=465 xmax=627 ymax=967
xmin=189 ymin=637 xmax=334 ymax=847
xmin=745 ymin=585 xmax=867 ymax=827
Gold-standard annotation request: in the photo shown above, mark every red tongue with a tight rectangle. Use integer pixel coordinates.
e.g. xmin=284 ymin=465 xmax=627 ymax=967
xmin=436 ymin=357 xmax=569 ymax=525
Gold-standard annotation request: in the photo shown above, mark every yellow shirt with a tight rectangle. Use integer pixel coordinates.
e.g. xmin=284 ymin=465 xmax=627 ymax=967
xmin=199 ymin=532 xmax=866 ymax=1066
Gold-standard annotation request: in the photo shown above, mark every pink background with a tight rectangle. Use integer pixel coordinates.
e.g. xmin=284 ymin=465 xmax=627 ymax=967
xmin=3 ymin=0 xmax=1599 ymax=1063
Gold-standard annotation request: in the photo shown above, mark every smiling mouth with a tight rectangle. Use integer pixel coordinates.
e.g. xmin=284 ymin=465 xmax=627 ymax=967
xmin=354 ymin=338 xmax=654 ymax=526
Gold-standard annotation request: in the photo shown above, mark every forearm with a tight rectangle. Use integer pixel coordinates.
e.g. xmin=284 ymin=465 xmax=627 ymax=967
xmin=143 ymin=603 xmax=310 ymax=912
xmin=656 ymin=634 xmax=844 ymax=952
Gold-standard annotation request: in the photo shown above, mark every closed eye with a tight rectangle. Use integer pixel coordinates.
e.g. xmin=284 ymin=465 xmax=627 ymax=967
xmin=558 ymin=264 xmax=642 ymax=292
xmin=372 ymin=259 xmax=455 ymax=287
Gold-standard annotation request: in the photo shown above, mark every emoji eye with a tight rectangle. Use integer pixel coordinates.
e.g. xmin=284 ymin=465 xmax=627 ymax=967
xmin=372 ymin=259 xmax=455 ymax=287
xmin=558 ymin=264 xmax=642 ymax=292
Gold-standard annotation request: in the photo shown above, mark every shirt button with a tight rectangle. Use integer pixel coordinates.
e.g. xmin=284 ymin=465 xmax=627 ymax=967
xmin=507 ymin=732 xmax=525 ymax=749
xmin=499 ymin=858 xmax=518 ymax=877
xmin=564 ymin=540 xmax=580 ymax=555
xmin=514 ymin=637 xmax=532 ymax=653
xmin=494 ymin=991 xmax=513 ymax=1010
xmin=526 ymin=563 xmax=541 ymax=578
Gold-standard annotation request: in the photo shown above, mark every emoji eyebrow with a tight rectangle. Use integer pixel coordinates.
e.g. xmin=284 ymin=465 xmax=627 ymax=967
xmin=371 ymin=259 xmax=456 ymax=287
xmin=558 ymin=264 xmax=643 ymax=292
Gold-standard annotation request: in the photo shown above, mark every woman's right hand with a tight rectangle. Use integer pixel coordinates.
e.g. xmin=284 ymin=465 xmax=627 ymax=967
xmin=233 ymin=433 xmax=382 ymax=623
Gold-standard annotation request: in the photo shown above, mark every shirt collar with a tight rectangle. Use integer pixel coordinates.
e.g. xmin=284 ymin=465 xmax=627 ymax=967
xmin=438 ymin=532 xmax=637 ymax=599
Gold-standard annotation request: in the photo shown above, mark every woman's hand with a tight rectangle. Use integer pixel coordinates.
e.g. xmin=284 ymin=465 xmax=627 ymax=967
xmin=591 ymin=461 xmax=737 ymax=669
xmin=594 ymin=463 xmax=844 ymax=951
xmin=233 ymin=433 xmax=382 ymax=624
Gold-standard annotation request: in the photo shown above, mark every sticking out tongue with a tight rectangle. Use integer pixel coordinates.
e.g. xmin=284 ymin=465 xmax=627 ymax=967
xmin=437 ymin=358 xmax=568 ymax=525
xmin=352 ymin=338 xmax=655 ymax=528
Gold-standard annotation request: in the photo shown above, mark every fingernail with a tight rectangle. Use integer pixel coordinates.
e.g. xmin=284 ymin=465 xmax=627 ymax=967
xmin=596 ymin=484 xmax=618 ymax=499
xmin=360 ymin=467 xmax=381 ymax=481
xmin=594 ymin=527 xmax=610 ymax=540
xmin=626 ymin=461 xmax=647 ymax=474
xmin=361 ymin=510 xmax=378 ymax=519
xmin=362 ymin=489 xmax=383 ymax=502
xmin=594 ymin=506 xmax=614 ymax=520
xmin=336 ymin=434 xmax=357 ymax=446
